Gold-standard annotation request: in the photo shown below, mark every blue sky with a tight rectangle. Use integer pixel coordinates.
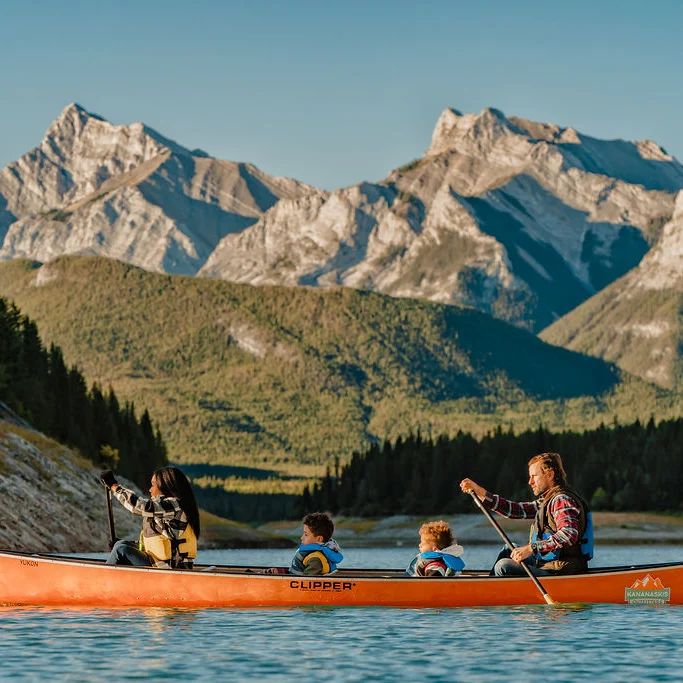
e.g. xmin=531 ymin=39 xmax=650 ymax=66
xmin=1 ymin=0 xmax=681 ymax=189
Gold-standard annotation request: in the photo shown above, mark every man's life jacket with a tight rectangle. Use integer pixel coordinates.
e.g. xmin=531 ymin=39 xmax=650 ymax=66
xmin=139 ymin=525 xmax=198 ymax=566
xmin=289 ymin=541 xmax=343 ymax=575
xmin=529 ymin=485 xmax=594 ymax=563
xmin=406 ymin=544 xmax=465 ymax=576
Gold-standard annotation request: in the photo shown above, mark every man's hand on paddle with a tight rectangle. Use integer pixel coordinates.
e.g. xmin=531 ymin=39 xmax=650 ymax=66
xmin=459 ymin=478 xmax=487 ymax=500
xmin=511 ymin=545 xmax=533 ymax=563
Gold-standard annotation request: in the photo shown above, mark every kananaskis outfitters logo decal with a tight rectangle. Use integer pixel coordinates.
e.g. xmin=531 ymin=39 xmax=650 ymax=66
xmin=625 ymin=574 xmax=671 ymax=605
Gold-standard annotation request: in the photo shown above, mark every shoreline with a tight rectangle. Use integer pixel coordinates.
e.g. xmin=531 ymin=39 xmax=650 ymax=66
xmin=258 ymin=511 xmax=683 ymax=549
xmin=15 ymin=511 xmax=681 ymax=553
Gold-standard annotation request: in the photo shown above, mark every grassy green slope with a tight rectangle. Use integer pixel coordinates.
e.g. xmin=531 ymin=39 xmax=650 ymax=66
xmin=0 ymin=256 xmax=677 ymax=483
xmin=541 ymin=280 xmax=682 ymax=391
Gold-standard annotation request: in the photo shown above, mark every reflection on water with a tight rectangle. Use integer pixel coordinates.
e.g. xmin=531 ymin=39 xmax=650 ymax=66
xmin=508 ymin=601 xmax=594 ymax=623
xmin=3 ymin=545 xmax=683 ymax=682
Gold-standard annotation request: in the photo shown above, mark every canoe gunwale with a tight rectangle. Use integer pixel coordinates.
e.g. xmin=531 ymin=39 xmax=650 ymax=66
xmin=1 ymin=549 xmax=682 ymax=579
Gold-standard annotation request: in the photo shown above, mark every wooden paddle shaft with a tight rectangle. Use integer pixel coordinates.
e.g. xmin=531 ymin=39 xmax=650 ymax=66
xmin=469 ymin=492 xmax=517 ymax=550
xmin=468 ymin=491 xmax=555 ymax=605
xmin=105 ymin=487 xmax=116 ymax=550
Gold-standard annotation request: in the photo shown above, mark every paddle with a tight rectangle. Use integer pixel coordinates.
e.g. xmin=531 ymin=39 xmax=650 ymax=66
xmin=105 ymin=486 xmax=117 ymax=551
xmin=468 ymin=491 xmax=556 ymax=605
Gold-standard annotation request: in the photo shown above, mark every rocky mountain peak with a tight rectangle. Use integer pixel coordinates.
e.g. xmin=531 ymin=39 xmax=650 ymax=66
xmin=0 ymin=103 xmax=315 ymax=275
xmin=48 ymin=102 xmax=104 ymax=132
xmin=424 ymin=104 xmax=683 ymax=197
xmin=44 ymin=104 xmax=173 ymax=169
xmin=427 ymin=107 xmax=463 ymax=154
xmin=41 ymin=103 xmax=196 ymax=173
xmin=428 ymin=105 xmax=572 ymax=151
xmin=636 ymin=139 xmax=674 ymax=162
xmin=427 ymin=106 xmax=517 ymax=156
xmin=0 ymin=103 xmax=175 ymax=216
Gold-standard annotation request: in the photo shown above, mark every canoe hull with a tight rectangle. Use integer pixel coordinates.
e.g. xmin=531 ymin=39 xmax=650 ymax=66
xmin=1 ymin=551 xmax=681 ymax=608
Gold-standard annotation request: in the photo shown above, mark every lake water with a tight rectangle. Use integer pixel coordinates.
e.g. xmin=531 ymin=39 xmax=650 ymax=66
xmin=2 ymin=545 xmax=682 ymax=681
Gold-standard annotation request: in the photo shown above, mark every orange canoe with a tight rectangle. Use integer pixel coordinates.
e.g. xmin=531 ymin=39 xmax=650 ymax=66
xmin=0 ymin=550 xmax=681 ymax=608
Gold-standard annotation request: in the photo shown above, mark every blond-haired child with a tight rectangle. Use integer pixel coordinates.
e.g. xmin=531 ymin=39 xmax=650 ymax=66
xmin=406 ymin=520 xmax=464 ymax=577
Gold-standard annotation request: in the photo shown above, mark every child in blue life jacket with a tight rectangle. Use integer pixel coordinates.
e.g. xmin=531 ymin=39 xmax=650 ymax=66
xmin=265 ymin=512 xmax=343 ymax=575
xmin=406 ymin=520 xmax=465 ymax=577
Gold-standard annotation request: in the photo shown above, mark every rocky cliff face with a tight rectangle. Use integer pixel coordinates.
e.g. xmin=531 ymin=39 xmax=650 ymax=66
xmin=0 ymin=416 xmax=138 ymax=552
xmin=1 ymin=104 xmax=682 ymax=331
xmin=0 ymin=405 xmax=292 ymax=552
xmin=0 ymin=104 xmax=315 ymax=275
xmin=541 ymin=191 xmax=683 ymax=389
xmin=200 ymin=107 xmax=683 ymax=331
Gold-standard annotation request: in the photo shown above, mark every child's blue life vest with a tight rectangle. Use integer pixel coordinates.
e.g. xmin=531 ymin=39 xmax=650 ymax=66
xmin=289 ymin=541 xmax=343 ymax=575
xmin=406 ymin=545 xmax=465 ymax=576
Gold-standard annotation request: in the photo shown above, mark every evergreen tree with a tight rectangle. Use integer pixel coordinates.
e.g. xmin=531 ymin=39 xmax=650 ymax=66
xmin=299 ymin=416 xmax=683 ymax=516
xmin=0 ymin=296 xmax=168 ymax=488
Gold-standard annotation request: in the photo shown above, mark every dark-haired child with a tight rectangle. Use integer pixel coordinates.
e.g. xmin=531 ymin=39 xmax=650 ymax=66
xmin=266 ymin=512 xmax=343 ymax=575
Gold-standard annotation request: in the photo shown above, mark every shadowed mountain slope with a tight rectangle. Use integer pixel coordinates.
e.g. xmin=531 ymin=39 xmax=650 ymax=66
xmin=541 ymin=191 xmax=683 ymax=390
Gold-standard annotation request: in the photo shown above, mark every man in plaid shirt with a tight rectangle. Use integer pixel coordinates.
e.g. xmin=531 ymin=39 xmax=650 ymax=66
xmin=460 ymin=452 xmax=591 ymax=576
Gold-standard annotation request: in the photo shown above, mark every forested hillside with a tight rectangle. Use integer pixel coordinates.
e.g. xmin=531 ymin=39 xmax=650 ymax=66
xmin=0 ymin=255 xmax=665 ymax=470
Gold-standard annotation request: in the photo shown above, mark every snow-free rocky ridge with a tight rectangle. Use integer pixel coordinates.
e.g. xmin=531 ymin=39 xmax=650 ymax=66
xmin=200 ymin=106 xmax=683 ymax=331
xmin=1 ymin=104 xmax=682 ymax=332
xmin=0 ymin=103 xmax=315 ymax=275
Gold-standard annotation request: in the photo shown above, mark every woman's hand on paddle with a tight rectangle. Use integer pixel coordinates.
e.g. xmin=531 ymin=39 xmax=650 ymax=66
xmin=459 ymin=478 xmax=486 ymax=500
xmin=100 ymin=470 xmax=118 ymax=490
xmin=511 ymin=545 xmax=533 ymax=563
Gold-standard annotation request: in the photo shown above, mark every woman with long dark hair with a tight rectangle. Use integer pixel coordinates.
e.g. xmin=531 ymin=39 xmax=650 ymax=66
xmin=100 ymin=466 xmax=201 ymax=569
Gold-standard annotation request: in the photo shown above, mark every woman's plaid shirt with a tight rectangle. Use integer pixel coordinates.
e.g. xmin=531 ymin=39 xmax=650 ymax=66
xmin=112 ymin=485 xmax=192 ymax=568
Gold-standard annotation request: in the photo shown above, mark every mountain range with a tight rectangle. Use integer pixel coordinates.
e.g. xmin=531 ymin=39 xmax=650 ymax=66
xmin=0 ymin=103 xmax=313 ymax=275
xmin=2 ymin=104 xmax=682 ymax=336
xmin=0 ymin=101 xmax=681 ymax=445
